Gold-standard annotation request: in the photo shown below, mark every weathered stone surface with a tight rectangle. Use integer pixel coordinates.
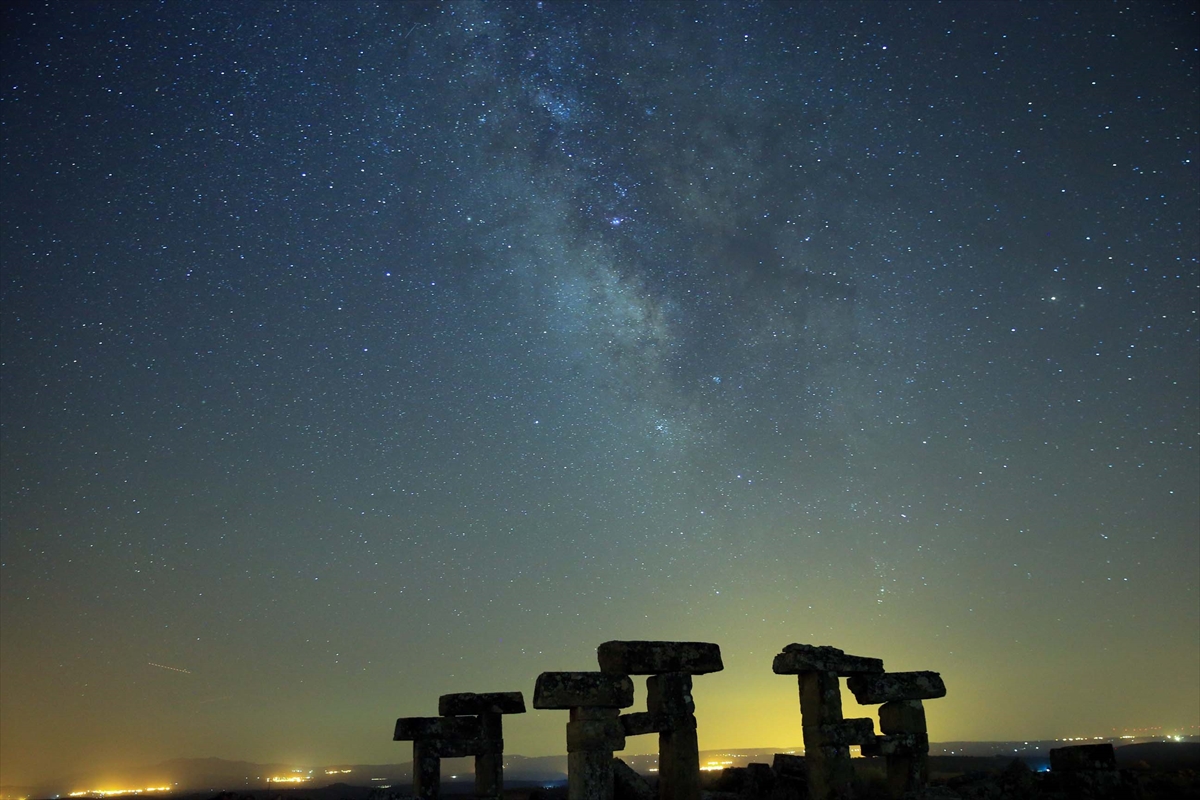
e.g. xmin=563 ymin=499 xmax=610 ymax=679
xmin=619 ymin=711 xmax=672 ymax=737
xmin=861 ymin=732 xmax=928 ymax=757
xmin=534 ymin=672 xmax=635 ymax=709
xmin=438 ymin=691 xmax=526 ymax=716
xmin=803 ymin=718 xmax=877 ymax=747
xmin=568 ymin=750 xmax=617 ymax=800
xmin=878 ymin=699 xmax=927 ymax=734
xmin=1049 ymin=742 xmax=1117 ymax=772
xmin=771 ymin=753 xmax=807 ymax=779
xmin=412 ymin=740 xmax=441 ymax=800
xmin=797 ymin=670 xmax=843 ymax=726
xmin=567 ymin=718 xmax=627 ymax=752
xmin=772 ymin=644 xmax=883 ymax=676
xmin=846 ymin=671 xmax=946 ymax=704
xmin=597 ymin=641 xmax=724 ymax=675
xmin=612 ymin=757 xmax=655 ymax=800
xmin=394 ymin=715 xmax=482 ymax=741
xmin=646 ymin=673 xmax=695 ymax=715
xmin=658 ymin=722 xmax=701 ymax=800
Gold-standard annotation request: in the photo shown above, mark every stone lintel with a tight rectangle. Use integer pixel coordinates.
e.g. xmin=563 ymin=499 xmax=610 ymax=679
xmin=803 ymin=718 xmax=877 ymax=747
xmin=619 ymin=711 xmax=672 ymax=737
xmin=862 ymin=732 xmax=928 ymax=758
xmin=394 ymin=715 xmax=482 ymax=741
xmin=438 ymin=691 xmax=527 ymax=716
xmin=847 ymin=671 xmax=946 ymax=704
xmin=596 ymin=640 xmax=723 ymax=675
xmin=533 ymin=671 xmax=634 ymax=709
xmin=878 ymin=700 xmax=927 ymax=734
xmin=566 ymin=718 xmax=626 ymax=752
xmin=772 ymin=644 xmax=884 ymax=676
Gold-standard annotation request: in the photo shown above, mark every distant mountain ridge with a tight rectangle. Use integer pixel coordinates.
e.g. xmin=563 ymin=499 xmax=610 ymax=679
xmin=6 ymin=740 xmax=1196 ymax=799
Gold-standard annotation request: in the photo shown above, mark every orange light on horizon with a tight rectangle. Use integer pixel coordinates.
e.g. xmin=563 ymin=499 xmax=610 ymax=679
xmin=67 ymin=787 xmax=173 ymax=797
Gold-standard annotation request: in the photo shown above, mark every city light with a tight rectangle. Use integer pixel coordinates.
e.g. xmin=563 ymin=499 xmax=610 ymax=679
xmin=67 ymin=788 xmax=173 ymax=797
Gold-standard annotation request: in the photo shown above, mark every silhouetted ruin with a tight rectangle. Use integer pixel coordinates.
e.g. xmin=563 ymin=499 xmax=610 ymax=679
xmin=599 ymin=640 xmax=723 ymax=800
xmin=391 ymin=642 xmax=946 ymax=800
xmin=393 ymin=691 xmax=526 ymax=800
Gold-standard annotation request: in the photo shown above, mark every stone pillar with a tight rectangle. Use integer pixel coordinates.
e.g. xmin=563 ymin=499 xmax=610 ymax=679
xmin=772 ymin=644 xmax=884 ymax=800
xmin=534 ymin=671 xmax=634 ymax=800
xmin=597 ymin=640 xmax=723 ymax=800
xmin=847 ymin=671 xmax=946 ymax=799
xmin=437 ymin=691 xmax=527 ymax=800
xmin=393 ymin=716 xmax=483 ymax=800
xmin=412 ymin=739 xmax=440 ymax=800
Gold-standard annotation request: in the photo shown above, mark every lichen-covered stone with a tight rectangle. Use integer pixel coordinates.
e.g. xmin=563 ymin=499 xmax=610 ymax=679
xmin=533 ymin=671 xmax=635 ymax=709
xmin=619 ymin=711 xmax=672 ymax=736
xmin=846 ymin=671 xmax=946 ymax=703
xmin=646 ymin=672 xmax=695 ymax=715
xmin=438 ymin=691 xmax=527 ymax=716
xmin=1049 ymin=742 xmax=1117 ymax=772
xmin=394 ymin=715 xmax=482 ymax=741
xmin=772 ymin=644 xmax=884 ymax=676
xmin=597 ymin=641 xmax=724 ymax=675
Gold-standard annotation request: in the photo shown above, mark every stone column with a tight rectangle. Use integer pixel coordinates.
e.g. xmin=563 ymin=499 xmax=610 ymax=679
xmin=847 ymin=670 xmax=946 ymax=799
xmin=772 ymin=644 xmax=883 ymax=800
xmin=534 ymin=671 xmax=634 ymax=800
xmin=393 ymin=716 xmax=484 ymax=800
xmin=597 ymin=641 xmax=723 ymax=800
xmin=438 ymin=691 xmax=527 ymax=800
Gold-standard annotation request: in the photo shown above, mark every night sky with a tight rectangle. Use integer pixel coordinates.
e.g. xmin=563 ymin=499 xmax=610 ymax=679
xmin=2 ymin=0 xmax=1197 ymax=788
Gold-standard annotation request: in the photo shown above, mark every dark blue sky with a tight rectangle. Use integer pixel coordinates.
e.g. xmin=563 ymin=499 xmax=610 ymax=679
xmin=2 ymin=0 xmax=1197 ymax=787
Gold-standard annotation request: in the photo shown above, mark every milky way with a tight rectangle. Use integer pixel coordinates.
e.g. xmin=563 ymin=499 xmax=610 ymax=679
xmin=1 ymin=1 xmax=1197 ymax=785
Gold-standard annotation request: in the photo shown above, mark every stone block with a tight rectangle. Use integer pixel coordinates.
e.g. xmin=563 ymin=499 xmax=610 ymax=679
xmin=619 ymin=711 xmax=672 ymax=737
xmin=567 ymin=718 xmax=627 ymax=752
xmin=535 ymin=672 xmax=635 ymax=709
xmin=613 ymin=757 xmax=655 ymax=800
xmin=797 ymin=670 xmax=844 ymax=726
xmin=878 ymin=700 xmax=927 ymax=734
xmin=846 ymin=671 xmax=946 ymax=704
xmin=438 ymin=691 xmax=526 ymax=716
xmin=1049 ymin=743 xmax=1117 ymax=772
xmin=803 ymin=718 xmax=876 ymax=747
xmin=861 ymin=733 xmax=927 ymax=757
xmin=597 ymin=640 xmax=723 ymax=675
xmin=646 ymin=673 xmax=695 ymax=715
xmin=771 ymin=753 xmax=807 ymax=780
xmin=394 ymin=715 xmax=482 ymax=741
xmin=772 ymin=644 xmax=883 ymax=676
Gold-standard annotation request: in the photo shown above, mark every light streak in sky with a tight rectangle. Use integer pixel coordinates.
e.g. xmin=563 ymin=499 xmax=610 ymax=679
xmin=147 ymin=662 xmax=191 ymax=674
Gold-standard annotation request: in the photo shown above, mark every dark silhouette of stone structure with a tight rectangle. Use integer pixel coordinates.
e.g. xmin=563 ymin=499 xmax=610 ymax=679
xmin=390 ymin=642 xmax=947 ymax=800
xmin=533 ymin=671 xmax=635 ymax=800
xmin=598 ymin=640 xmax=723 ymax=800
xmin=773 ymin=645 xmax=883 ymax=800
xmin=847 ymin=670 xmax=946 ymax=798
xmin=393 ymin=691 xmax=526 ymax=800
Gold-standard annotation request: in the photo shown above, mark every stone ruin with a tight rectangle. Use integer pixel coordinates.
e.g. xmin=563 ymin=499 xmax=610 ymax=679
xmin=773 ymin=644 xmax=945 ymax=800
xmin=599 ymin=640 xmax=723 ymax=800
xmin=393 ymin=691 xmax=526 ymax=800
xmin=391 ymin=642 xmax=945 ymax=800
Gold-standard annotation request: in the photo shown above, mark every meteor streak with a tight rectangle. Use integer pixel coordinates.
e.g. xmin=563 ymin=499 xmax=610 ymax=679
xmin=148 ymin=662 xmax=191 ymax=674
